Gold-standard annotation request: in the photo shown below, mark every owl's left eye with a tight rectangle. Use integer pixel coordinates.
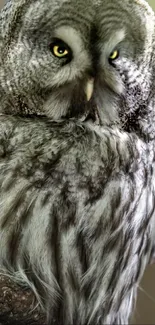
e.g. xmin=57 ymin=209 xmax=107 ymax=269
xmin=50 ymin=40 xmax=72 ymax=59
xmin=109 ymin=49 xmax=119 ymax=62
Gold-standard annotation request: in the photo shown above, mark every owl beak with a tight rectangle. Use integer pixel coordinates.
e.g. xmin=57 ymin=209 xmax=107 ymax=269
xmin=85 ymin=78 xmax=94 ymax=101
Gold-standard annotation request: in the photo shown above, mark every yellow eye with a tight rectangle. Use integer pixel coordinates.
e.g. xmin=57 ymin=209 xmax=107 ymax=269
xmin=109 ymin=50 xmax=119 ymax=61
xmin=52 ymin=44 xmax=69 ymax=58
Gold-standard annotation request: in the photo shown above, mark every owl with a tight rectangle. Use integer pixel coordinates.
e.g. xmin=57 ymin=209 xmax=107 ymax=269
xmin=0 ymin=0 xmax=155 ymax=324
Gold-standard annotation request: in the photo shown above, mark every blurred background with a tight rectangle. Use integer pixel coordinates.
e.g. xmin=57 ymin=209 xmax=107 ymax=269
xmin=0 ymin=0 xmax=155 ymax=323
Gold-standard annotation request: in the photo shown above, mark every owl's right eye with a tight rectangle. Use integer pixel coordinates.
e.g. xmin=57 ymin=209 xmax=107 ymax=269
xmin=50 ymin=39 xmax=72 ymax=61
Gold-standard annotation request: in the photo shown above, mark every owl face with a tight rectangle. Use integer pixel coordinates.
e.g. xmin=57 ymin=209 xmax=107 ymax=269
xmin=0 ymin=0 xmax=154 ymax=132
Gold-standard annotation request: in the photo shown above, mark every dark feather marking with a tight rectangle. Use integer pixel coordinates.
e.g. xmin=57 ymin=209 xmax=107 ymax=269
xmin=134 ymin=257 xmax=142 ymax=284
xmin=48 ymin=206 xmax=63 ymax=324
xmin=41 ymin=191 xmax=51 ymax=207
xmin=137 ymin=208 xmax=154 ymax=236
xmin=89 ymin=218 xmax=103 ymax=242
xmin=86 ymin=169 xmax=111 ymax=205
xmin=1 ymin=184 xmax=32 ymax=229
xmin=76 ymin=230 xmax=89 ymax=276
xmin=8 ymin=197 xmax=37 ymax=266
xmin=1 ymin=173 xmax=17 ymax=192
xmin=50 ymin=206 xmax=60 ymax=286
xmin=106 ymin=238 xmax=129 ymax=300
xmin=60 ymin=181 xmax=77 ymax=231
xmin=76 ymin=230 xmax=91 ymax=299
xmin=109 ymin=188 xmax=122 ymax=232
xmin=101 ymin=229 xmax=122 ymax=261
xmin=67 ymin=264 xmax=80 ymax=293
xmin=144 ymin=236 xmax=152 ymax=257
xmin=127 ymin=186 xmax=144 ymax=222
xmin=8 ymin=225 xmax=22 ymax=266
xmin=122 ymin=246 xmax=132 ymax=272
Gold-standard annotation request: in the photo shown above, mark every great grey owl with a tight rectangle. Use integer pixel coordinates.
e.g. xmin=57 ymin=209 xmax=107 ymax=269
xmin=0 ymin=0 xmax=155 ymax=324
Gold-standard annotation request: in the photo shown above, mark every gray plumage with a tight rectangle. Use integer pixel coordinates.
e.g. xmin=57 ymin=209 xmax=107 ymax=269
xmin=0 ymin=0 xmax=155 ymax=324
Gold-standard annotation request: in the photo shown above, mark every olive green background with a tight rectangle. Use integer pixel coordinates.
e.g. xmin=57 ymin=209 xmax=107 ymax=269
xmin=0 ymin=0 xmax=155 ymax=323
xmin=148 ymin=0 xmax=155 ymax=10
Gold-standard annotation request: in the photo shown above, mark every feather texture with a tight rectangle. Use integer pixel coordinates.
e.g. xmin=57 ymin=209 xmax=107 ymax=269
xmin=0 ymin=0 xmax=155 ymax=324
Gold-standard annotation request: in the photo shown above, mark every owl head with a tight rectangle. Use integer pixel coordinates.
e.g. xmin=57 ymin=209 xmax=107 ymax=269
xmin=0 ymin=0 xmax=155 ymax=135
